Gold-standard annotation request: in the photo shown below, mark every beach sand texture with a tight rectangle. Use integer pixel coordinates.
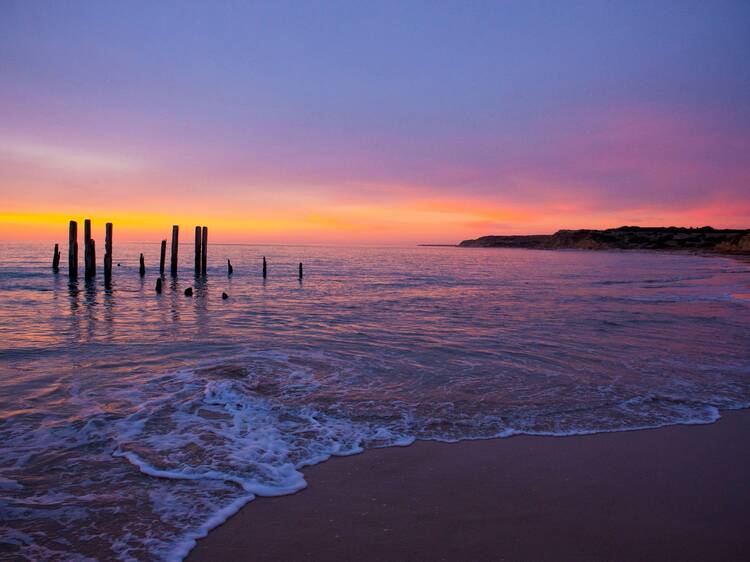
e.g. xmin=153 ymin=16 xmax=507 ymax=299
xmin=189 ymin=411 xmax=750 ymax=562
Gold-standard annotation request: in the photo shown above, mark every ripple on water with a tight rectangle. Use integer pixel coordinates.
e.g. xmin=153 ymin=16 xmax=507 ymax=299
xmin=0 ymin=244 xmax=749 ymax=560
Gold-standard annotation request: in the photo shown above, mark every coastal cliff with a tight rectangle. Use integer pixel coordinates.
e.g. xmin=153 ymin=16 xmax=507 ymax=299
xmin=459 ymin=226 xmax=750 ymax=254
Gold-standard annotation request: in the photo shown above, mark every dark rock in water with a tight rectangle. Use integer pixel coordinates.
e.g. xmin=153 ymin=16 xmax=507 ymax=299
xmin=155 ymin=278 xmax=162 ymax=293
xmin=222 ymin=292 xmax=228 ymax=299
xmin=117 ymin=263 xmax=121 ymax=267
xmin=197 ymin=364 xmax=248 ymax=379
xmin=227 ymin=259 xmax=233 ymax=275
xmin=184 ymin=287 xmax=193 ymax=296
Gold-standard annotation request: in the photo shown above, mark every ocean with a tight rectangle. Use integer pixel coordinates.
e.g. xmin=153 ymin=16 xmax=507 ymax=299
xmin=1 ymin=242 xmax=748 ymax=561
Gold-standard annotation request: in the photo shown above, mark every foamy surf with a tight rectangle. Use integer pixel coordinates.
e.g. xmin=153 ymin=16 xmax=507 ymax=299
xmin=104 ymin=353 xmax=747 ymax=560
xmin=2 ymin=349 xmax=748 ymax=561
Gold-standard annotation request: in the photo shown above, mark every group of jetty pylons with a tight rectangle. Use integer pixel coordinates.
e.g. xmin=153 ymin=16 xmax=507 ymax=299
xmin=52 ymin=220 xmax=304 ymax=294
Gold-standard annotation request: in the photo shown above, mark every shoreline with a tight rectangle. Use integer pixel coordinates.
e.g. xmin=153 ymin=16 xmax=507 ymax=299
xmin=187 ymin=409 xmax=750 ymax=561
xmin=418 ymin=243 xmax=750 ymax=267
xmin=454 ymin=246 xmax=750 ymax=270
xmin=450 ymin=244 xmax=750 ymax=260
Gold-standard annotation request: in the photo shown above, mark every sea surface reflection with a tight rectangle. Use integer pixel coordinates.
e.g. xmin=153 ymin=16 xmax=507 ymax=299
xmin=0 ymin=242 xmax=749 ymax=560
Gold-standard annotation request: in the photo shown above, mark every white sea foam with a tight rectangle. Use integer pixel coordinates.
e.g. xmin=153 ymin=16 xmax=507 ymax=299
xmin=2 ymin=349 xmax=748 ymax=561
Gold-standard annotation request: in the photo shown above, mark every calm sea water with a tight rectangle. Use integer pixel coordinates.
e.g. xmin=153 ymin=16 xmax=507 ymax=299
xmin=1 ymin=242 xmax=749 ymax=560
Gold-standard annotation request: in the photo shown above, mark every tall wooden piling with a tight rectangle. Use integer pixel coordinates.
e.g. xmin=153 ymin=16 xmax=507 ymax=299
xmin=84 ymin=219 xmax=93 ymax=278
xmin=194 ymin=226 xmax=202 ymax=275
xmin=170 ymin=225 xmax=179 ymax=277
xmin=104 ymin=223 xmax=113 ymax=280
xmin=139 ymin=253 xmax=145 ymax=276
xmin=89 ymin=240 xmax=96 ymax=277
xmin=159 ymin=240 xmax=167 ymax=276
xmin=299 ymin=262 xmax=303 ymax=279
xmin=201 ymin=226 xmax=208 ymax=275
xmin=68 ymin=220 xmax=78 ymax=280
xmin=262 ymin=256 xmax=267 ymax=278
xmin=52 ymin=244 xmax=60 ymax=271
xmin=227 ymin=259 xmax=233 ymax=276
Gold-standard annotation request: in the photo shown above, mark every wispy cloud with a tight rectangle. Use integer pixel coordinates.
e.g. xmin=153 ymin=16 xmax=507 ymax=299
xmin=0 ymin=140 xmax=142 ymax=174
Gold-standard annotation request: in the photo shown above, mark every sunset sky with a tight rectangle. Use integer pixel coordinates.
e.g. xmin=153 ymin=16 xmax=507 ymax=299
xmin=1 ymin=1 xmax=749 ymax=244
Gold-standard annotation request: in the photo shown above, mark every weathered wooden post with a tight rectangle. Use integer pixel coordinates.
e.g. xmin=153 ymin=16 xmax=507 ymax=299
xmin=68 ymin=220 xmax=78 ymax=280
xmin=139 ymin=253 xmax=145 ymax=276
xmin=52 ymin=244 xmax=60 ymax=271
xmin=262 ymin=256 xmax=267 ymax=278
xmin=170 ymin=225 xmax=179 ymax=277
xmin=84 ymin=219 xmax=93 ymax=278
xmin=104 ymin=223 xmax=113 ymax=281
xmin=194 ymin=226 xmax=201 ymax=275
xmin=159 ymin=240 xmax=167 ymax=276
xmin=227 ymin=259 xmax=233 ymax=275
xmin=201 ymin=226 xmax=208 ymax=275
xmin=299 ymin=262 xmax=303 ymax=279
xmin=155 ymin=277 xmax=162 ymax=293
xmin=89 ymin=240 xmax=96 ymax=277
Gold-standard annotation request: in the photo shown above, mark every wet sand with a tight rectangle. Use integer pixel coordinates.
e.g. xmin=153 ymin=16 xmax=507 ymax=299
xmin=187 ymin=410 xmax=750 ymax=561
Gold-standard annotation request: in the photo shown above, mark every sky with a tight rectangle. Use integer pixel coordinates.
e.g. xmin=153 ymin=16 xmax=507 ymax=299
xmin=1 ymin=0 xmax=749 ymax=244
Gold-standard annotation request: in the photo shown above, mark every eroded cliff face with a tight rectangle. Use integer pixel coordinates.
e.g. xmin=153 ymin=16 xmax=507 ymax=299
xmin=459 ymin=227 xmax=750 ymax=254
xmin=715 ymin=234 xmax=750 ymax=254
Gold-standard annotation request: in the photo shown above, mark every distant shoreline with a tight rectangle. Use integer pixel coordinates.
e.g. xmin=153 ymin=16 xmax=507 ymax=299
xmin=456 ymin=226 xmax=750 ymax=255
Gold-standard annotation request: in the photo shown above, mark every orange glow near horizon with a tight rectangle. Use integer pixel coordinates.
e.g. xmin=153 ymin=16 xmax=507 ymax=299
xmin=2 ymin=193 xmax=748 ymax=246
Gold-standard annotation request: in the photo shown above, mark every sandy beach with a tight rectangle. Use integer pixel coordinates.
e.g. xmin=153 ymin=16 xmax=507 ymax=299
xmin=188 ymin=410 xmax=750 ymax=562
